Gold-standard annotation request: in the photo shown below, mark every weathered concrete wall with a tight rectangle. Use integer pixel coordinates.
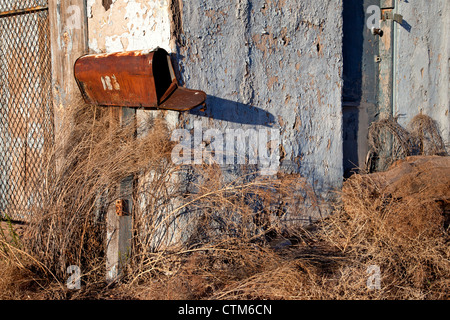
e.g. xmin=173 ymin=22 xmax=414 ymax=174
xmin=177 ymin=0 xmax=344 ymax=208
xmin=86 ymin=0 xmax=344 ymax=219
xmin=394 ymin=0 xmax=449 ymax=146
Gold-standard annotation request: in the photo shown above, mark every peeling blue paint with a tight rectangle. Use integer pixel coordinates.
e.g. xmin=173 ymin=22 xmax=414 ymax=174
xmin=176 ymin=0 xmax=344 ymax=216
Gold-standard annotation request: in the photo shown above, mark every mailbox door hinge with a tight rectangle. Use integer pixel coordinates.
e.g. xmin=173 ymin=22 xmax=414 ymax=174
xmin=382 ymin=12 xmax=403 ymax=24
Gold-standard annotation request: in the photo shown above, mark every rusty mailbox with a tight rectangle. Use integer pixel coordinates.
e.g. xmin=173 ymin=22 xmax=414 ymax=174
xmin=74 ymin=47 xmax=206 ymax=111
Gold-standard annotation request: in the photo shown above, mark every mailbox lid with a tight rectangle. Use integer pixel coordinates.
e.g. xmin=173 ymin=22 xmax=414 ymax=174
xmin=159 ymin=86 xmax=207 ymax=112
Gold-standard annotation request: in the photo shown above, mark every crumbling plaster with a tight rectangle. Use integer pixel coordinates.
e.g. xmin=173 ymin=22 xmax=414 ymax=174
xmin=87 ymin=0 xmax=172 ymax=53
xmin=177 ymin=0 xmax=344 ymax=205
xmin=87 ymin=0 xmax=345 ymax=217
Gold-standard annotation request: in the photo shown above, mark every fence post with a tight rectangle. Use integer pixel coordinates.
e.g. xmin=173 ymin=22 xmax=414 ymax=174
xmin=48 ymin=0 xmax=88 ymax=168
xmin=106 ymin=107 xmax=135 ymax=283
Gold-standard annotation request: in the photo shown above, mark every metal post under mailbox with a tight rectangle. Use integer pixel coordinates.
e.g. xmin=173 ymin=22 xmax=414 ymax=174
xmin=74 ymin=47 xmax=206 ymax=283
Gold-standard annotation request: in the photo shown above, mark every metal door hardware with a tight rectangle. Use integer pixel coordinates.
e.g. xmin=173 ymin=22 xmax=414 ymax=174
xmin=371 ymin=28 xmax=384 ymax=36
xmin=115 ymin=199 xmax=130 ymax=216
xmin=382 ymin=12 xmax=403 ymax=24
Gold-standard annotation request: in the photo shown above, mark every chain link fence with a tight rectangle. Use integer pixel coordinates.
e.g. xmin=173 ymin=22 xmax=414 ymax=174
xmin=0 ymin=0 xmax=53 ymax=221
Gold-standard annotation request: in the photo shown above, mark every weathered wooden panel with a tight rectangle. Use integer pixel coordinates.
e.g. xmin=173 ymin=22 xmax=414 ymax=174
xmin=48 ymin=0 xmax=88 ymax=162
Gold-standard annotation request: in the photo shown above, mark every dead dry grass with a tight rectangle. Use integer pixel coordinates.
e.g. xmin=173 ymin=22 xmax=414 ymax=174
xmin=0 ymin=101 xmax=449 ymax=300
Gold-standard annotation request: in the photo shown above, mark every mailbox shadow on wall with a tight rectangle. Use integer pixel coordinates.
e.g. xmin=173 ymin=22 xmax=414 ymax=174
xmin=169 ymin=53 xmax=275 ymax=127
xmin=188 ymin=96 xmax=275 ymax=127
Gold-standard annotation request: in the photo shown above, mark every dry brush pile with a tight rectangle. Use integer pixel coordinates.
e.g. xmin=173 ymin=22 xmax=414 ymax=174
xmin=0 ymin=101 xmax=449 ymax=300
xmin=366 ymin=114 xmax=447 ymax=172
